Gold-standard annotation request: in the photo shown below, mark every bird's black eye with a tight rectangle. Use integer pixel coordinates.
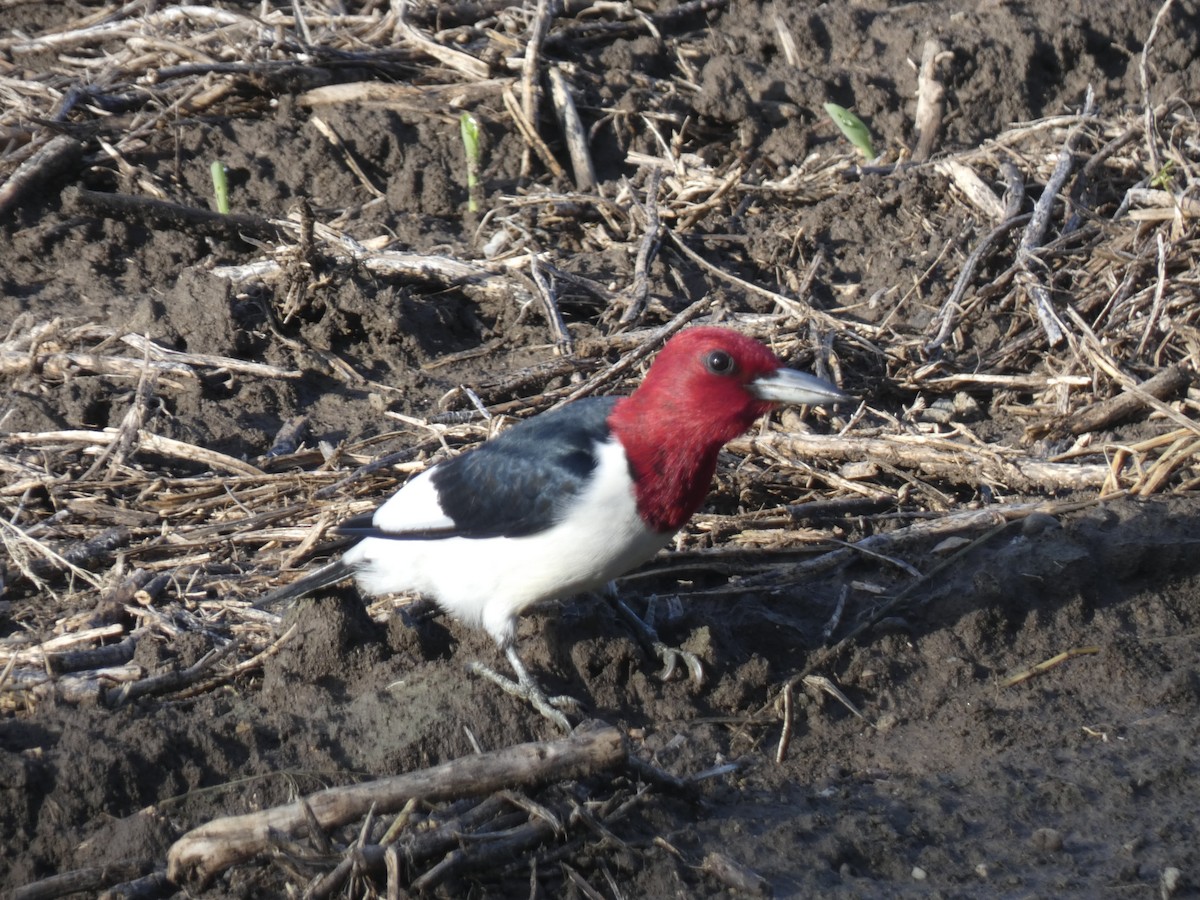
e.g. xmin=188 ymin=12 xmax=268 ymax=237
xmin=703 ymin=349 xmax=737 ymax=376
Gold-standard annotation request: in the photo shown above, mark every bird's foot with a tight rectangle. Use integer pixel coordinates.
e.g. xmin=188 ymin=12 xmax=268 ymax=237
xmin=650 ymin=639 xmax=706 ymax=685
xmin=611 ymin=595 xmax=706 ymax=686
xmin=467 ymin=647 xmax=581 ymax=732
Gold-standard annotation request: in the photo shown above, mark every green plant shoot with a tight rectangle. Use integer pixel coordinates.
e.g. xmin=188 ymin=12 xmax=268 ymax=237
xmin=1150 ymin=160 xmax=1175 ymax=190
xmin=210 ymin=161 xmax=230 ymax=214
xmin=459 ymin=113 xmax=481 ymax=213
xmin=823 ymin=102 xmax=876 ymax=159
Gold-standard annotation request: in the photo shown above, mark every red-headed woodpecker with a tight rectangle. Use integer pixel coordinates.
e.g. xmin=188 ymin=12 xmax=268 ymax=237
xmin=260 ymin=326 xmax=850 ymax=729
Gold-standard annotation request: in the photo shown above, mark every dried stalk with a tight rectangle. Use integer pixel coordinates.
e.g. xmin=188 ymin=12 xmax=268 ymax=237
xmin=167 ymin=727 xmax=626 ymax=884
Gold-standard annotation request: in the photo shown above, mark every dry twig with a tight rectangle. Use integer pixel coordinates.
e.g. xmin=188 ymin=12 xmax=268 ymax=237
xmin=167 ymin=727 xmax=626 ymax=884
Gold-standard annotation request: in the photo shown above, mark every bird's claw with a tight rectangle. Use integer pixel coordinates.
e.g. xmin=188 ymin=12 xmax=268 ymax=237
xmin=652 ymin=641 xmax=706 ymax=686
xmin=468 ymin=652 xmax=581 ymax=733
xmin=611 ymin=596 xmax=706 ymax=686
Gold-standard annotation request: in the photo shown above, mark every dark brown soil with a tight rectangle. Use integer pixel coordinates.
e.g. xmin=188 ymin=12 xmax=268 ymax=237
xmin=3 ymin=0 xmax=1200 ymax=897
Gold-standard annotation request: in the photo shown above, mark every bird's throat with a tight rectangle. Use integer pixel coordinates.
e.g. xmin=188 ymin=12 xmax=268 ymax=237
xmin=609 ymin=410 xmax=725 ymax=533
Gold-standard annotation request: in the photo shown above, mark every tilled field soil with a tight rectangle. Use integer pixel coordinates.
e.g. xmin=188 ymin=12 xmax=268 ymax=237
xmin=3 ymin=0 xmax=1200 ymax=897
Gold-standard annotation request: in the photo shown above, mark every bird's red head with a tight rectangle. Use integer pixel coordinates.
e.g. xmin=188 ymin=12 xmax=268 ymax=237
xmin=624 ymin=326 xmax=784 ymax=441
xmin=609 ymin=326 xmax=846 ymax=532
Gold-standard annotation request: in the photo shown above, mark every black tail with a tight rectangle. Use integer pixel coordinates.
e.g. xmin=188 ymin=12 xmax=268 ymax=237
xmin=255 ymin=559 xmax=354 ymax=609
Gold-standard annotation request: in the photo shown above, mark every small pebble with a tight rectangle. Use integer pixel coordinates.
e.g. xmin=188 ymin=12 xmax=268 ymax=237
xmin=912 ymin=866 xmax=928 ymax=881
xmin=953 ymin=391 xmax=982 ymax=419
xmin=1021 ymin=512 xmax=1060 ymax=536
xmin=1161 ymin=867 xmax=1182 ymax=898
xmin=875 ymin=712 xmax=900 ymax=732
xmin=1031 ymin=827 xmax=1063 ymax=852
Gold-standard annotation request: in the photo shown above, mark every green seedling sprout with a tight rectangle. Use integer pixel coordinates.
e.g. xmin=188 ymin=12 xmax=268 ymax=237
xmin=459 ymin=113 xmax=482 ymax=213
xmin=210 ymin=161 xmax=230 ymax=214
xmin=1150 ymin=160 xmax=1176 ymax=190
xmin=823 ymin=102 xmax=876 ymax=160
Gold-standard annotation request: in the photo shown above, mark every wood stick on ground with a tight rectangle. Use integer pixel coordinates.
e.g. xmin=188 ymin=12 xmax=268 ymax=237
xmin=733 ymin=432 xmax=1110 ymax=492
xmin=1067 ymin=364 xmax=1190 ymax=435
xmin=306 ymin=847 xmax=355 ymax=900
xmin=701 ymin=850 xmax=772 ymax=896
xmin=528 ymin=253 xmax=574 ymax=354
xmin=1134 ymin=232 xmax=1170 ymax=356
xmin=391 ymin=15 xmax=488 ymax=80
xmin=547 ymin=66 xmax=596 ymax=191
xmin=934 ymin=160 xmax=1007 ymax=222
xmin=519 ymin=0 xmax=555 ymax=176
xmin=339 ymin=797 xmax=510 ymax=882
xmin=772 ymin=10 xmax=799 ymax=66
xmin=910 ymin=371 xmax=1089 ymax=392
xmin=1131 ymin=432 xmax=1200 ymax=496
xmin=411 ymin=816 xmax=558 ymax=891
xmin=46 ymin=632 xmax=139 ymax=675
xmin=1 ymin=5 xmax=249 ymax=54
xmin=1018 ymin=268 xmax=1068 ymax=347
xmin=215 ymin=243 xmax=537 ymax=309
xmin=0 ymin=349 xmax=197 ymax=382
xmin=105 ymin=637 xmax=242 ymax=706
xmin=619 ymin=168 xmax=663 ymax=326
xmin=774 ymin=681 xmax=794 ymax=764
xmin=1001 ymin=645 xmax=1101 ymax=687
xmin=63 ymin=187 xmax=285 ymax=244
xmin=0 ymin=134 xmax=82 ymax=221
xmin=0 ymin=518 xmax=112 ymax=589
xmin=1015 ymin=86 xmax=1096 ymax=346
xmin=11 ymin=859 xmax=151 ymax=900
xmin=362 ymin=250 xmax=536 ymax=307
xmin=502 ymin=86 xmax=569 ymax=181
xmin=119 ymin=334 xmax=303 ymax=380
xmin=2 ymin=429 xmax=263 ymax=477
xmin=924 ymin=214 xmax=1030 ymax=351
xmin=79 ymin=348 xmax=158 ymax=482
xmin=298 ymin=80 xmax=511 ymax=116
xmin=912 ymin=39 xmax=950 ymax=162
xmin=1000 ymin=159 xmax=1025 ymax=218
xmin=1067 ymin=307 xmax=1200 ymax=440
xmin=560 ymin=862 xmax=607 ymax=900
xmin=1138 ymin=0 xmax=1177 ymax=176
xmin=166 ymin=726 xmax=627 ymax=885
xmin=0 ymin=624 xmax=125 ymax=668
xmin=2 ymin=663 xmax=144 ymax=708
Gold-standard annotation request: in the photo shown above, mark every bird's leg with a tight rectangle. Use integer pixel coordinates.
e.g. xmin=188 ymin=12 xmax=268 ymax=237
xmin=467 ymin=646 xmax=581 ymax=732
xmin=609 ymin=591 xmax=706 ymax=686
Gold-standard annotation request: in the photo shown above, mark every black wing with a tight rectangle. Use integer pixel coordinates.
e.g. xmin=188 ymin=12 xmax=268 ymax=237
xmin=335 ymin=396 xmax=622 ymax=541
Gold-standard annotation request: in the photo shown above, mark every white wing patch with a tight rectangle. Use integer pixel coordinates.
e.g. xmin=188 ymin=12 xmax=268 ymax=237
xmin=370 ymin=467 xmax=455 ymax=534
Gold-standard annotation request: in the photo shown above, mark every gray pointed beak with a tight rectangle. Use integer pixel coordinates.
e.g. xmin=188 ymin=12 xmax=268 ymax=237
xmin=750 ymin=368 xmax=853 ymax=407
